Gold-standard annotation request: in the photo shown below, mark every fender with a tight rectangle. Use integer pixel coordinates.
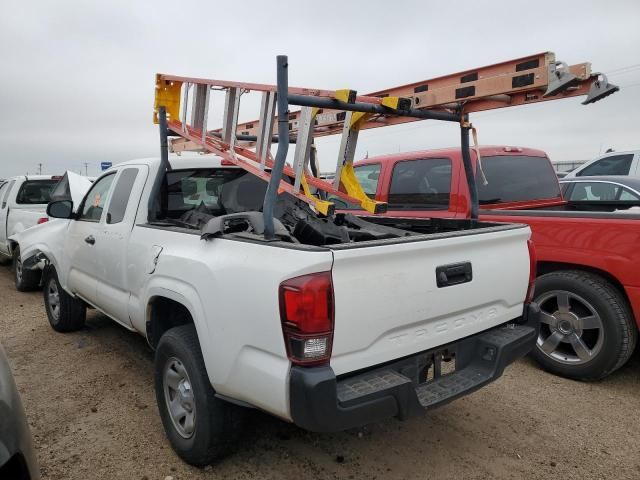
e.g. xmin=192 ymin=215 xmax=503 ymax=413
xmin=142 ymin=278 xmax=219 ymax=386
xmin=9 ymin=219 xmax=72 ymax=281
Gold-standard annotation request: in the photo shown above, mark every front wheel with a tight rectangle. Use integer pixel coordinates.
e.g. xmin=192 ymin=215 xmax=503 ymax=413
xmin=13 ymin=246 xmax=41 ymax=292
xmin=531 ymin=270 xmax=637 ymax=381
xmin=43 ymin=268 xmax=86 ymax=332
xmin=154 ymin=324 xmax=245 ymax=466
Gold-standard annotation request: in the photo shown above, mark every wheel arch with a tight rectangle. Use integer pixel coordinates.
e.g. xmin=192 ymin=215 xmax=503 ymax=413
xmin=146 ymin=295 xmax=195 ymax=350
xmin=537 ymin=261 xmax=632 ymax=314
xmin=143 ymin=284 xmax=208 ymax=347
xmin=7 ymin=239 xmax=18 ymax=254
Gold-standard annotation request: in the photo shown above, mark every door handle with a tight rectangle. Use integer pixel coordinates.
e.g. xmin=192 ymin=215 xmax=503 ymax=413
xmin=436 ymin=262 xmax=473 ymax=288
xmin=84 ymin=235 xmax=96 ymax=245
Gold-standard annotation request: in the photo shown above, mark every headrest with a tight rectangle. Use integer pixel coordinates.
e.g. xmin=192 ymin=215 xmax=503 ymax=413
xmin=182 ymin=179 xmax=198 ymax=196
xmin=236 ymin=178 xmax=268 ymax=211
xmin=589 ymin=183 xmax=610 ymax=199
xmin=205 ymin=178 xmax=219 ymax=196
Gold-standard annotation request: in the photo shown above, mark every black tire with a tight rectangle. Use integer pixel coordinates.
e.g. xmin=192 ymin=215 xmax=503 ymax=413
xmin=43 ymin=268 xmax=86 ymax=332
xmin=154 ymin=324 xmax=244 ymax=466
xmin=13 ymin=246 xmax=41 ymax=292
xmin=531 ymin=270 xmax=637 ymax=381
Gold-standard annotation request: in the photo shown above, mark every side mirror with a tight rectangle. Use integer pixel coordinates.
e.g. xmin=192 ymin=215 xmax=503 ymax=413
xmin=47 ymin=200 xmax=74 ymax=219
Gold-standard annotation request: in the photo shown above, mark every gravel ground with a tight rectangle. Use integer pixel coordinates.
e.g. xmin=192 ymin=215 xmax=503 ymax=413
xmin=1 ymin=265 xmax=639 ymax=480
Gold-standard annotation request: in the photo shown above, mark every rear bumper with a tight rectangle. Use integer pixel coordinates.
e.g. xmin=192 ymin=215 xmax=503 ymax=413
xmin=290 ymin=303 xmax=540 ymax=432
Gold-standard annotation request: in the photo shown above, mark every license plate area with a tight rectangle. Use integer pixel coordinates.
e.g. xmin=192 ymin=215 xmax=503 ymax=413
xmin=424 ymin=349 xmax=456 ymax=383
xmin=385 ymin=347 xmax=458 ymax=387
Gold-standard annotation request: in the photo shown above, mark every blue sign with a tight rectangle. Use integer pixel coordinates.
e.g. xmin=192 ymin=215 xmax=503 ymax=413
xmin=100 ymin=162 xmax=113 ymax=171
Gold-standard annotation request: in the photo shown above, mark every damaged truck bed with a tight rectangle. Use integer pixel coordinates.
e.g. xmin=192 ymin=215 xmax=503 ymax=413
xmin=164 ymin=171 xmax=494 ymax=246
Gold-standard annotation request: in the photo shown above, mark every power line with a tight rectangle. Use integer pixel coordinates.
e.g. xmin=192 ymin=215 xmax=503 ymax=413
xmin=607 ymin=63 xmax=640 ymax=75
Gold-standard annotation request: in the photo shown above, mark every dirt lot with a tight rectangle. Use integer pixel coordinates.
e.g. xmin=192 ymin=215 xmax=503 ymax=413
xmin=1 ymin=266 xmax=639 ymax=480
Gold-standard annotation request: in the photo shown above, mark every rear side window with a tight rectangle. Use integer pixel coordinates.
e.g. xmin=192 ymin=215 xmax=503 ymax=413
xmin=577 ymin=154 xmax=634 ymax=177
xmin=388 ymin=158 xmax=452 ymax=209
xmin=620 ymin=188 xmax=640 ymax=201
xmin=15 ymin=180 xmax=58 ymax=205
xmin=476 ymin=155 xmax=561 ymax=204
xmin=107 ymin=169 xmax=139 ymax=224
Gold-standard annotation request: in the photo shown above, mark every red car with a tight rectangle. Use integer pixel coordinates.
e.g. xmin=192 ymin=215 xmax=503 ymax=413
xmin=338 ymin=146 xmax=639 ymax=381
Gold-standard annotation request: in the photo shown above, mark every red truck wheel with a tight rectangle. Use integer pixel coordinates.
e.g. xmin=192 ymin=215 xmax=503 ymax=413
xmin=532 ymin=271 xmax=637 ymax=381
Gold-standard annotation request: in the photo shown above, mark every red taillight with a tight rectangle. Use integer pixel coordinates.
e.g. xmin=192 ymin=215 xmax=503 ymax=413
xmin=526 ymin=239 xmax=537 ymax=303
xmin=279 ymin=271 xmax=334 ymax=366
xmin=37 ymin=217 xmax=49 ymax=224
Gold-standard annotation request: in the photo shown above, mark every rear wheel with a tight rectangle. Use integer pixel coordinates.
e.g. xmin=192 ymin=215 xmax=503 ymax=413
xmin=13 ymin=246 xmax=41 ymax=291
xmin=154 ymin=324 xmax=244 ymax=466
xmin=43 ymin=268 xmax=86 ymax=332
xmin=532 ymin=270 xmax=637 ymax=381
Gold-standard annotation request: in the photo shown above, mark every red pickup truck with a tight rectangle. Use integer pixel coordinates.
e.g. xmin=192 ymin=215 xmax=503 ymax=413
xmin=337 ymin=146 xmax=639 ymax=381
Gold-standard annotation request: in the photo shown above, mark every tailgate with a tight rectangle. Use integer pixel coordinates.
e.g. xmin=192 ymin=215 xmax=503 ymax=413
xmin=329 ymin=226 xmax=531 ymax=375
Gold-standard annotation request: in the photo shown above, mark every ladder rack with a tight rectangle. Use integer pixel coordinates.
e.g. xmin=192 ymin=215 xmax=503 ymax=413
xmin=153 ymin=52 xmax=619 ymax=235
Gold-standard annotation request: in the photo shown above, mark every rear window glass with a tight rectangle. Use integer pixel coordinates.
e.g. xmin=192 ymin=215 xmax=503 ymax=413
xmin=162 ymin=169 xmax=269 ymax=219
xmin=388 ymin=158 xmax=451 ymax=209
xmin=15 ymin=180 xmax=59 ymax=205
xmin=476 ymin=155 xmax=561 ymax=204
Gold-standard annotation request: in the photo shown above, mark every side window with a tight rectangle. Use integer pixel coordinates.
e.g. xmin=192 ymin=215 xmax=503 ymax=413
xmin=106 ymin=169 xmax=139 ymax=224
xmin=619 ymin=188 xmax=640 ymax=201
xmin=577 ymin=154 xmax=634 ymax=176
xmin=567 ymin=182 xmax=619 ymax=201
xmin=388 ymin=158 xmax=451 ymax=209
xmin=78 ymin=174 xmax=116 ymax=222
xmin=353 ymin=164 xmax=381 ymax=198
xmin=1 ymin=180 xmax=15 ymax=209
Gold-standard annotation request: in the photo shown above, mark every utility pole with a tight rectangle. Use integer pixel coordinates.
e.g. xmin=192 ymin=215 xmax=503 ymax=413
xmin=37 ymin=163 xmax=43 ymax=174
xmin=83 ymin=162 xmax=89 ymax=176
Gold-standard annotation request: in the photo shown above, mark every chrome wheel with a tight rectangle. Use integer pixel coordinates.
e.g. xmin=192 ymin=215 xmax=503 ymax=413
xmin=163 ymin=357 xmax=196 ymax=439
xmin=47 ymin=278 xmax=60 ymax=321
xmin=536 ymin=290 xmax=604 ymax=365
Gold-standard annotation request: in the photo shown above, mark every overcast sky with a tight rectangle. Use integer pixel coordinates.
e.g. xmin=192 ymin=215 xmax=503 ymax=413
xmin=1 ymin=0 xmax=639 ymax=177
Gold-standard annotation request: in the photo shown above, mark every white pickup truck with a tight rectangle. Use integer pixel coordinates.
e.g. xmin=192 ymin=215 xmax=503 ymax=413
xmin=0 ymin=175 xmax=61 ymax=287
xmin=2 ymin=172 xmax=92 ymax=291
xmin=33 ymin=155 xmax=539 ymax=465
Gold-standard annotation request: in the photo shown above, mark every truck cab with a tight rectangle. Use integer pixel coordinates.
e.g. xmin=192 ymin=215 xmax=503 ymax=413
xmin=334 ymin=146 xmax=564 ymax=217
xmin=564 ymin=150 xmax=640 ymax=178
